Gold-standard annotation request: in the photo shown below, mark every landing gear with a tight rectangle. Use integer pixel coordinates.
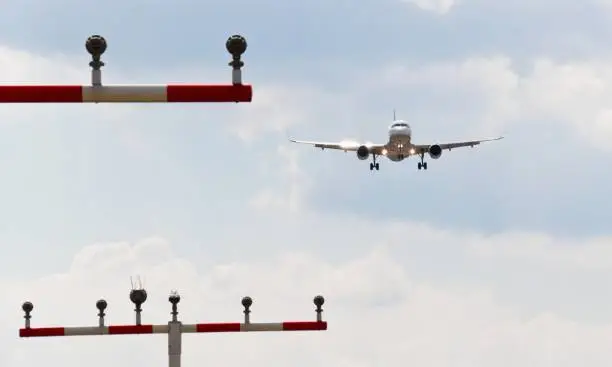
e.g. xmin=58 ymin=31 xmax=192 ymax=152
xmin=370 ymin=154 xmax=380 ymax=171
xmin=417 ymin=153 xmax=427 ymax=170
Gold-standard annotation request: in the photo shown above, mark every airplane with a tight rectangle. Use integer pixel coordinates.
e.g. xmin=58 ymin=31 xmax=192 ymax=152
xmin=289 ymin=113 xmax=504 ymax=171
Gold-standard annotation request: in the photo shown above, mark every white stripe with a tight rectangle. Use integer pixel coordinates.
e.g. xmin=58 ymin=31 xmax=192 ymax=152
xmin=152 ymin=325 xmax=169 ymax=333
xmin=64 ymin=326 xmax=109 ymax=336
xmin=82 ymin=86 xmax=167 ymax=102
xmin=240 ymin=323 xmax=283 ymax=332
xmin=181 ymin=324 xmax=197 ymax=333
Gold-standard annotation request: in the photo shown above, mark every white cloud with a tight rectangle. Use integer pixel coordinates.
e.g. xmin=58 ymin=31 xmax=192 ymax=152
xmin=2 ymin=235 xmax=612 ymax=367
xmin=520 ymin=59 xmax=612 ymax=145
xmin=0 ymin=46 xmax=81 ymax=83
xmin=381 ymin=56 xmax=612 ymax=149
xmin=402 ymin=0 xmax=457 ymax=14
xmin=228 ymin=85 xmax=313 ymax=142
xmin=249 ymin=144 xmax=311 ymax=212
xmin=468 ymin=231 xmax=612 ymax=271
xmin=226 ymin=82 xmax=351 ymax=143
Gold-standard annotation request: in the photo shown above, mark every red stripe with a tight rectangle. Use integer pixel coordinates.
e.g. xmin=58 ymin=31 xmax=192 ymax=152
xmin=19 ymin=327 xmax=65 ymax=337
xmin=282 ymin=321 xmax=327 ymax=331
xmin=196 ymin=322 xmax=241 ymax=332
xmin=166 ymin=84 xmax=252 ymax=102
xmin=0 ymin=85 xmax=83 ymax=102
xmin=108 ymin=324 xmax=154 ymax=334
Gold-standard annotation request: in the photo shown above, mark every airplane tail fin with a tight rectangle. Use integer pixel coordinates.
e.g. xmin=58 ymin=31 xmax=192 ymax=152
xmin=393 ymin=108 xmax=396 ymax=120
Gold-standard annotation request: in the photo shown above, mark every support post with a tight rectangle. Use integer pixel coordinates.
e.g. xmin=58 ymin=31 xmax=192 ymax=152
xmin=129 ymin=288 xmax=147 ymax=326
xmin=96 ymin=299 xmax=107 ymax=327
xmin=22 ymin=302 xmax=32 ymax=329
xmin=85 ymin=35 xmax=107 ymax=86
xmin=242 ymin=296 xmax=252 ymax=324
xmin=314 ymin=295 xmax=324 ymax=322
xmin=226 ymin=35 xmax=247 ymax=85
xmin=168 ymin=321 xmax=182 ymax=367
xmin=168 ymin=291 xmax=181 ymax=367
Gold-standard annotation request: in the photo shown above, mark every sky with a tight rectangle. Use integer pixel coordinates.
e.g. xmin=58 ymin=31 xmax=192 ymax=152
xmin=0 ymin=0 xmax=612 ymax=365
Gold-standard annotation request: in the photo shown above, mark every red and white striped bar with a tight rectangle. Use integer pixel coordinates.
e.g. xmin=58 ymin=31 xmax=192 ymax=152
xmin=19 ymin=324 xmax=166 ymax=337
xmin=183 ymin=321 xmax=328 ymax=333
xmin=0 ymin=84 xmax=252 ymax=103
xmin=19 ymin=321 xmax=327 ymax=337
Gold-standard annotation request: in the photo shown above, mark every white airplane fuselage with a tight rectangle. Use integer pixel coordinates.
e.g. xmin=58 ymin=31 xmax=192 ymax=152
xmin=384 ymin=120 xmax=413 ymax=162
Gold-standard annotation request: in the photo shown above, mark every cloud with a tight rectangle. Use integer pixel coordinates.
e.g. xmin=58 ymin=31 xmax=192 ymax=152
xmin=380 ymin=55 xmax=612 ymax=148
xmin=249 ymin=144 xmax=311 ymax=212
xmin=402 ymin=0 xmax=457 ymax=14
xmin=2 ymin=235 xmax=612 ymax=367
xmin=225 ymin=78 xmax=357 ymax=143
xmin=228 ymin=84 xmax=320 ymax=143
xmin=468 ymin=231 xmax=612 ymax=271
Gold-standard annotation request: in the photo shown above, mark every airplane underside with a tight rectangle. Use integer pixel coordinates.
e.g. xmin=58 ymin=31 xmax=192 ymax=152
xmin=367 ymin=135 xmax=432 ymax=171
xmin=368 ymin=152 xmax=428 ymax=171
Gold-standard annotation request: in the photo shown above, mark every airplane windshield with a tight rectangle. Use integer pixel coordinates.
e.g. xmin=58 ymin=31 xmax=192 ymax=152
xmin=392 ymin=123 xmax=409 ymax=128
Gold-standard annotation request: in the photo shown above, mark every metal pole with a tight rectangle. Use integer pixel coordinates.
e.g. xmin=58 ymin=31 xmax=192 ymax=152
xmin=91 ymin=69 xmax=102 ymax=86
xmin=168 ymin=291 xmax=181 ymax=367
xmin=168 ymin=321 xmax=182 ymax=367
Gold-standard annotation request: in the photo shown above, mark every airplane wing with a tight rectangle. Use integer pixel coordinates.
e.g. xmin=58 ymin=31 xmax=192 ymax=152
xmin=289 ymin=139 xmax=387 ymax=154
xmin=413 ymin=136 xmax=504 ymax=153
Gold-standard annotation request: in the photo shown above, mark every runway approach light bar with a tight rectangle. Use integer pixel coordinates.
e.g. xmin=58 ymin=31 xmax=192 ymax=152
xmin=19 ymin=289 xmax=327 ymax=367
xmin=0 ymin=85 xmax=252 ymax=103
xmin=0 ymin=34 xmax=252 ymax=103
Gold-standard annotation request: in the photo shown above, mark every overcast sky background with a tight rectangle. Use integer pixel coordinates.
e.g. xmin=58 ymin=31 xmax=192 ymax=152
xmin=0 ymin=0 xmax=612 ymax=366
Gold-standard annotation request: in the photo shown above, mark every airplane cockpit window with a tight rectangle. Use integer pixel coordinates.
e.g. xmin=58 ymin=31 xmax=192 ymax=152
xmin=392 ymin=122 xmax=409 ymax=128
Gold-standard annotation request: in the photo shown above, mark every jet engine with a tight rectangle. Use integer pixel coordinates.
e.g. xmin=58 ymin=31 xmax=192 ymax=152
xmin=356 ymin=145 xmax=369 ymax=160
xmin=428 ymin=144 xmax=442 ymax=159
